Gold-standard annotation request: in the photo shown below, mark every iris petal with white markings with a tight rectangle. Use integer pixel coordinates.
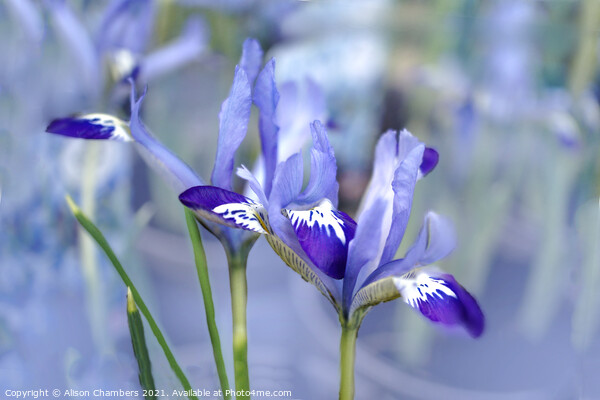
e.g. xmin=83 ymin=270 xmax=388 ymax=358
xmin=393 ymin=268 xmax=484 ymax=338
xmin=179 ymin=185 xmax=269 ymax=234
xmin=285 ymin=199 xmax=356 ymax=279
xmin=46 ymin=113 xmax=132 ymax=141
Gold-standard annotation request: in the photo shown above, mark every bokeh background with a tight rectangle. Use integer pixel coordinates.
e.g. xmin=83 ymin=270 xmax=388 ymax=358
xmin=1 ymin=0 xmax=600 ymax=399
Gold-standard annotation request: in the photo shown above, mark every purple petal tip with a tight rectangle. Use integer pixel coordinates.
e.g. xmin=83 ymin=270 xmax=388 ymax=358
xmin=420 ymin=147 xmax=439 ymax=176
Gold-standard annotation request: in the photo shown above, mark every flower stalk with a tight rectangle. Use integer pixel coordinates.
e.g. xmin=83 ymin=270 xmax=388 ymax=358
xmin=227 ymin=247 xmax=251 ymax=399
xmin=184 ymin=209 xmax=231 ymax=399
xmin=339 ymin=323 xmax=359 ymax=400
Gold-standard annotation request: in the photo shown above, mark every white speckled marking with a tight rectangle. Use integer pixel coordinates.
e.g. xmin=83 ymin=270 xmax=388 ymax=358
xmin=285 ymin=199 xmax=347 ymax=244
xmin=213 ymin=202 xmax=269 ymax=234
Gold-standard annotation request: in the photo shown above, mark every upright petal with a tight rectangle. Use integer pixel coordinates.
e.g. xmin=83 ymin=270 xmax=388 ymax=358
xmin=393 ymin=267 xmax=484 ymax=338
xmin=379 ymin=140 xmax=424 ymax=265
xmin=284 ymin=199 xmax=356 ymax=279
xmin=344 ymin=197 xmax=386 ymax=306
xmin=237 ymin=165 xmax=268 ymax=206
xmin=180 ymin=186 xmax=269 ymax=234
xmin=276 ymin=78 xmax=327 ymax=163
xmin=240 ymin=38 xmax=263 ymax=86
xmin=47 ymin=114 xmax=132 ymax=141
xmin=295 ymin=121 xmax=339 ymax=206
xmin=254 ymin=58 xmax=279 ymax=197
xmin=211 ymin=67 xmax=252 ymax=190
xmin=129 ymin=84 xmax=204 ymax=192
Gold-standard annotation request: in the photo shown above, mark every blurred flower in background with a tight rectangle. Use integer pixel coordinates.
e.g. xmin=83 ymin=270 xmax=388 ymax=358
xmin=2 ymin=0 xmax=600 ymax=399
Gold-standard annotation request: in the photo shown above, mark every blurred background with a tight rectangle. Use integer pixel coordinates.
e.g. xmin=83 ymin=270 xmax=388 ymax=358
xmin=1 ymin=0 xmax=599 ymax=399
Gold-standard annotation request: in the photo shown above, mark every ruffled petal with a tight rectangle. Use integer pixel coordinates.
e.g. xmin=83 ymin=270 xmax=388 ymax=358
xmin=393 ymin=267 xmax=484 ymax=338
xmin=179 ymin=186 xmax=269 ymax=234
xmin=253 ymin=58 xmax=280 ymax=197
xmin=284 ymin=199 xmax=356 ymax=279
xmin=211 ymin=66 xmax=252 ymax=190
xmin=46 ymin=114 xmax=132 ymax=141
xmin=240 ymin=38 xmax=263 ymax=85
xmin=295 ymin=121 xmax=339 ymax=206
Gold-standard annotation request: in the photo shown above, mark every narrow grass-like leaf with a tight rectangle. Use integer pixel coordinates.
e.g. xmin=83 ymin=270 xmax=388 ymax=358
xmin=127 ymin=287 xmax=157 ymax=399
xmin=65 ymin=195 xmax=198 ymax=400
xmin=184 ymin=208 xmax=231 ymax=400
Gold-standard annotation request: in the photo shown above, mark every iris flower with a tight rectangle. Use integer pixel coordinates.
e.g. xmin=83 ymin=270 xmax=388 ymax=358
xmin=47 ymin=38 xmax=271 ymax=399
xmin=179 ymin=123 xmax=484 ymax=399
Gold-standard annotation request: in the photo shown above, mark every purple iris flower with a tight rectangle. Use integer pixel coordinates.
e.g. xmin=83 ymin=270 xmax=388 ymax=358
xmin=180 ymin=122 xmax=484 ymax=337
xmin=46 ymin=38 xmax=266 ymax=252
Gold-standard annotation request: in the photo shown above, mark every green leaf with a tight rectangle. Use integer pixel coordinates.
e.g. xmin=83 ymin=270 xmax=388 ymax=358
xmin=127 ymin=287 xmax=157 ymax=400
xmin=184 ymin=209 xmax=231 ymax=399
xmin=65 ymin=195 xmax=198 ymax=400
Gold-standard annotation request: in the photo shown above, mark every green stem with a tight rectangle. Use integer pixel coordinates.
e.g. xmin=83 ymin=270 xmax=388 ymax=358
xmin=65 ymin=196 xmax=198 ymax=400
xmin=228 ymin=250 xmax=250 ymax=399
xmin=184 ymin=209 xmax=231 ymax=399
xmin=339 ymin=324 xmax=359 ymax=400
xmin=80 ymin=143 xmax=109 ymax=353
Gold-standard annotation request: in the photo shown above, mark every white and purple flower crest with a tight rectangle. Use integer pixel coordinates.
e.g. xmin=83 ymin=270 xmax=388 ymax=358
xmin=180 ymin=120 xmax=484 ymax=337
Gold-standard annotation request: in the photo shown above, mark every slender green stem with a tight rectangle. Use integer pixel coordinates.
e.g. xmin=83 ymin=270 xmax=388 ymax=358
xmin=339 ymin=324 xmax=359 ymax=400
xmin=79 ymin=143 xmax=109 ymax=353
xmin=65 ymin=196 xmax=198 ymax=400
xmin=228 ymin=250 xmax=250 ymax=399
xmin=184 ymin=209 xmax=231 ymax=399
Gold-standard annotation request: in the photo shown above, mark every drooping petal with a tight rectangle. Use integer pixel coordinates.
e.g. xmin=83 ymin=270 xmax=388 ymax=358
xmin=393 ymin=267 xmax=484 ymax=338
xmin=418 ymin=147 xmax=439 ymax=179
xmin=360 ymin=212 xmax=456 ymax=287
xmin=295 ymin=121 xmax=339 ymax=206
xmin=379 ymin=141 xmax=424 ymax=265
xmin=284 ymin=198 xmax=356 ymax=279
xmin=46 ymin=114 xmax=132 ymax=141
xmin=179 ymin=185 xmax=269 ymax=234
xmin=211 ymin=66 xmax=252 ymax=190
xmin=129 ymin=84 xmax=204 ymax=192
xmin=253 ymin=58 xmax=279 ymax=197
xmin=240 ymin=38 xmax=263 ymax=86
